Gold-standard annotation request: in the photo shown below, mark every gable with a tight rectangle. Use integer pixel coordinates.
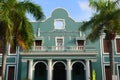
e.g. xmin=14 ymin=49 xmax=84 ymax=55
xmin=31 ymin=8 xmax=82 ymax=35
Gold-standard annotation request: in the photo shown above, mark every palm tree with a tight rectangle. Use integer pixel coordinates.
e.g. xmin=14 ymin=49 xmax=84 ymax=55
xmin=80 ymin=0 xmax=120 ymax=80
xmin=0 ymin=0 xmax=44 ymax=80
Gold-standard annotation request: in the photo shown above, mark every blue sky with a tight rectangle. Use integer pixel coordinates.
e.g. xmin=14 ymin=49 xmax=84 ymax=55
xmin=28 ymin=0 xmax=93 ymax=22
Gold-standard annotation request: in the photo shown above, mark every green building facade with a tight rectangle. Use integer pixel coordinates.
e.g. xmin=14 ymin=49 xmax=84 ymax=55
xmin=0 ymin=8 xmax=120 ymax=80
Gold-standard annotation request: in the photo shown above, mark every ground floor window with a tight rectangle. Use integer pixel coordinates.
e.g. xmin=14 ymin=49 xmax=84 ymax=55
xmin=0 ymin=67 xmax=1 ymax=79
xmin=0 ymin=66 xmax=15 ymax=80
xmin=7 ymin=66 xmax=15 ymax=80
xmin=105 ymin=66 xmax=110 ymax=80
xmin=118 ymin=66 xmax=120 ymax=80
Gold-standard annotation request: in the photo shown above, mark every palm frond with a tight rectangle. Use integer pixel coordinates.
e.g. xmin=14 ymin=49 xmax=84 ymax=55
xmin=87 ymin=24 xmax=103 ymax=42
xmin=80 ymin=16 xmax=96 ymax=31
xmin=18 ymin=1 xmax=44 ymax=20
xmin=81 ymin=0 xmax=120 ymax=42
xmin=15 ymin=16 xmax=34 ymax=50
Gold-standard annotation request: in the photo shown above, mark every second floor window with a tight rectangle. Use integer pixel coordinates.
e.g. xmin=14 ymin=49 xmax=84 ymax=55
xmin=116 ymin=39 xmax=120 ymax=53
xmin=56 ymin=38 xmax=64 ymax=50
xmin=77 ymin=40 xmax=84 ymax=50
xmin=0 ymin=46 xmax=2 ymax=54
xmin=10 ymin=45 xmax=16 ymax=54
xmin=103 ymin=39 xmax=109 ymax=53
xmin=35 ymin=40 xmax=42 ymax=50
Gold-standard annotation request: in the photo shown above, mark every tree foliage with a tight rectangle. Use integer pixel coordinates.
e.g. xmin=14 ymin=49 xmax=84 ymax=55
xmin=0 ymin=0 xmax=44 ymax=80
xmin=80 ymin=0 xmax=120 ymax=42
xmin=80 ymin=0 xmax=120 ymax=80
xmin=0 ymin=0 xmax=44 ymax=50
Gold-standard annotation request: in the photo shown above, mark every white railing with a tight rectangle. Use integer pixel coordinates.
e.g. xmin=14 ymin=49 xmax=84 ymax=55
xmin=70 ymin=46 xmax=84 ymax=50
xmin=32 ymin=46 xmax=84 ymax=51
xmin=52 ymin=46 xmax=64 ymax=50
xmin=32 ymin=46 xmax=46 ymax=51
xmin=34 ymin=46 xmax=42 ymax=50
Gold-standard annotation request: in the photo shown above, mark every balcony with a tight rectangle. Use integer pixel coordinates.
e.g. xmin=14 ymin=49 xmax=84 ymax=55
xmin=20 ymin=45 xmax=97 ymax=60
xmin=29 ymin=45 xmax=97 ymax=53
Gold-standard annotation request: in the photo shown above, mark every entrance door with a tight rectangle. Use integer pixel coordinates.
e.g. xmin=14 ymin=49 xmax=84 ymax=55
xmin=34 ymin=62 xmax=47 ymax=80
xmin=53 ymin=62 xmax=66 ymax=80
xmin=72 ymin=62 xmax=85 ymax=80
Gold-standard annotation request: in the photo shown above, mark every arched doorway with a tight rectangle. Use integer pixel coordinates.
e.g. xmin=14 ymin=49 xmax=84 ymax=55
xmin=34 ymin=62 xmax=47 ymax=80
xmin=72 ymin=62 xmax=85 ymax=80
xmin=53 ymin=62 xmax=66 ymax=80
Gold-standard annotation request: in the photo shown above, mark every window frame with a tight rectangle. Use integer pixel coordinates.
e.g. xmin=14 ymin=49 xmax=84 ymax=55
xmin=54 ymin=19 xmax=65 ymax=30
xmin=104 ymin=65 xmax=110 ymax=80
xmin=34 ymin=40 xmax=42 ymax=46
xmin=8 ymin=43 xmax=16 ymax=55
xmin=9 ymin=45 xmax=16 ymax=55
xmin=55 ymin=37 xmax=64 ymax=50
xmin=103 ymin=39 xmax=109 ymax=54
xmin=0 ymin=66 xmax=1 ymax=78
xmin=34 ymin=40 xmax=43 ymax=50
xmin=6 ymin=65 xmax=16 ymax=80
xmin=0 ymin=46 xmax=2 ymax=55
xmin=117 ymin=64 xmax=120 ymax=80
xmin=115 ymin=37 xmax=120 ymax=54
xmin=77 ymin=40 xmax=85 ymax=50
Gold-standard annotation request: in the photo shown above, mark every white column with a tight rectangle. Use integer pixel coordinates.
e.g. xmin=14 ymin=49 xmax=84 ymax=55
xmin=67 ymin=59 xmax=72 ymax=80
xmin=86 ymin=60 xmax=90 ymax=80
xmin=47 ymin=59 xmax=52 ymax=80
xmin=28 ymin=60 xmax=33 ymax=80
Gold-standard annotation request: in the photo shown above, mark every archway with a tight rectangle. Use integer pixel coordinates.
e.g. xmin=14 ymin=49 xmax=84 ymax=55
xmin=53 ymin=62 xmax=66 ymax=80
xmin=72 ymin=62 xmax=85 ymax=80
xmin=34 ymin=62 xmax=47 ymax=80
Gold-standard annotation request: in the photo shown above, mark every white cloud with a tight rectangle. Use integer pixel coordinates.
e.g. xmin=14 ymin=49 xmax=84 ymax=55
xmin=78 ymin=1 xmax=91 ymax=11
xmin=77 ymin=0 xmax=94 ymax=21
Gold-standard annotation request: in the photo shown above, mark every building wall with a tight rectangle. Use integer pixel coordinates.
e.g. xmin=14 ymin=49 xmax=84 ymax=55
xmin=100 ymin=34 xmax=120 ymax=80
xmin=0 ymin=45 xmax=19 ymax=80
xmin=18 ymin=8 xmax=102 ymax=80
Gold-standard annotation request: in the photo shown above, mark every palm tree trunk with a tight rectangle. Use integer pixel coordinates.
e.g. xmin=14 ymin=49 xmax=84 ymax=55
xmin=108 ymin=39 xmax=114 ymax=80
xmin=1 ymin=38 xmax=8 ymax=80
